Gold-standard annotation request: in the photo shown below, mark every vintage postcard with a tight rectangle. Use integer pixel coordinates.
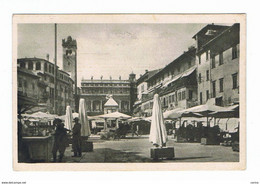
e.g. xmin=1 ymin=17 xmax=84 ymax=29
xmin=13 ymin=14 xmax=246 ymax=171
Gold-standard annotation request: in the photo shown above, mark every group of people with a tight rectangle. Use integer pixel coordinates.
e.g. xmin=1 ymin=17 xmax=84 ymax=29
xmin=52 ymin=117 xmax=82 ymax=162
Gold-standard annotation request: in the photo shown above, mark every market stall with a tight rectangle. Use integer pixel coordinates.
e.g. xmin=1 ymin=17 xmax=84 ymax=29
xmin=19 ymin=112 xmax=58 ymax=162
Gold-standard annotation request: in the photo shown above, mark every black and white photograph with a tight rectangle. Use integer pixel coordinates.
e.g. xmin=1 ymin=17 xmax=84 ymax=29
xmin=13 ymin=14 xmax=246 ymax=170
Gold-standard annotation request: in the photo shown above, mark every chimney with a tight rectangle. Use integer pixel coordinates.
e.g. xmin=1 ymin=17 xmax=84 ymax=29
xmin=46 ymin=54 xmax=49 ymax=61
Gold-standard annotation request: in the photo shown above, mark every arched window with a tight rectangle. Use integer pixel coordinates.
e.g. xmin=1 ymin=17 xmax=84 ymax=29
xmin=28 ymin=61 xmax=33 ymax=70
xmin=121 ymin=101 xmax=129 ymax=111
xmin=44 ymin=63 xmax=47 ymax=72
xmin=20 ymin=62 xmax=25 ymax=68
xmin=93 ymin=100 xmax=101 ymax=111
xmin=36 ymin=62 xmax=41 ymax=70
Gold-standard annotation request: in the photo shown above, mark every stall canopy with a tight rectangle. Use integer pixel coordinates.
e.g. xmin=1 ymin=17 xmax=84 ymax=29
xmin=128 ymin=117 xmax=146 ymax=122
xmin=209 ymin=104 xmax=239 ymax=118
xmin=163 ymin=108 xmax=183 ymax=119
xmin=22 ymin=111 xmax=58 ymax=121
xmin=180 ymin=103 xmax=232 ymax=117
xmin=97 ymin=111 xmax=131 ymax=119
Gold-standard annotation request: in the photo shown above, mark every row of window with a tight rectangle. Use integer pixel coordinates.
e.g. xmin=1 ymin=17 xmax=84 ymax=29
xmin=85 ymin=100 xmax=129 ymax=111
xmin=199 ymin=73 xmax=238 ymax=104
xmin=161 ymin=90 xmax=194 ymax=107
xmin=82 ymin=88 xmax=130 ymax=94
xmin=199 ymin=45 xmax=238 ymax=66
xmin=198 ymin=70 xmax=210 ymax=83
xmin=20 ymin=61 xmax=71 ymax=82
xmin=82 ymin=83 xmax=129 ymax=87
xmin=148 ymin=61 xmax=193 ymax=88
xmin=18 ymin=79 xmax=36 ymax=91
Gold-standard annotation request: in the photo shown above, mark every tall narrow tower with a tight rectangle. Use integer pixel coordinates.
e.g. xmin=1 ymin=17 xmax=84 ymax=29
xmin=62 ymin=36 xmax=77 ymax=83
xmin=62 ymin=36 xmax=78 ymax=111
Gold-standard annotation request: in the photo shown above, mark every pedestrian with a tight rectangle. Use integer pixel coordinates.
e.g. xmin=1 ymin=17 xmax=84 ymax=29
xmin=131 ymin=123 xmax=139 ymax=137
xmin=72 ymin=117 xmax=82 ymax=157
xmin=52 ymin=119 xmax=69 ymax=162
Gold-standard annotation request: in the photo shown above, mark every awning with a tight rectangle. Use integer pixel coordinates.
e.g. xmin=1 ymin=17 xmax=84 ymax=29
xmin=163 ymin=74 xmax=182 ymax=87
xmin=162 ymin=66 xmax=196 ymax=87
xmin=181 ymin=66 xmax=196 ymax=78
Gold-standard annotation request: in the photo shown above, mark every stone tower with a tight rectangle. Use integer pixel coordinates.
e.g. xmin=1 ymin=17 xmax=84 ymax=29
xmin=62 ymin=36 xmax=77 ymax=89
xmin=129 ymin=72 xmax=137 ymax=114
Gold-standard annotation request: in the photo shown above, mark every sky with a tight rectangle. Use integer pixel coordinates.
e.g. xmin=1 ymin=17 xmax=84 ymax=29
xmin=18 ymin=23 xmax=216 ymax=86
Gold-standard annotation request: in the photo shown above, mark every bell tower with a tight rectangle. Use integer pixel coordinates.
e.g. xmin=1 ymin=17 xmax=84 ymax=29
xmin=62 ymin=36 xmax=77 ymax=87
xmin=62 ymin=36 xmax=78 ymax=111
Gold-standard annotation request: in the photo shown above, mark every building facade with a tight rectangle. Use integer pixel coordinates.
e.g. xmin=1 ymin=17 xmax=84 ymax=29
xmin=17 ymin=57 xmax=75 ymax=115
xmin=193 ymin=23 xmax=239 ymax=106
xmin=17 ymin=67 xmax=45 ymax=114
xmin=80 ymin=74 xmax=137 ymax=116
xmin=134 ymin=47 xmax=197 ymax=116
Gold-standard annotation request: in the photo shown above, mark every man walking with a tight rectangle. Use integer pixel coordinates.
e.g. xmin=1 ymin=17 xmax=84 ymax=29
xmin=72 ymin=117 xmax=82 ymax=157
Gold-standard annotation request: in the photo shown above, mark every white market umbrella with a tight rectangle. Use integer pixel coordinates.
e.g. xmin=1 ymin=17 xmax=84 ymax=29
xmin=97 ymin=111 xmax=131 ymax=119
xmin=180 ymin=103 xmax=231 ymax=127
xmin=64 ymin=106 xmax=73 ymax=130
xmin=96 ymin=111 xmax=131 ymax=130
xmin=209 ymin=104 xmax=239 ymax=118
xmin=163 ymin=108 xmax=183 ymax=120
xmin=149 ymin=94 xmax=168 ymax=147
xmin=128 ymin=117 xmax=146 ymax=122
xmin=22 ymin=111 xmax=58 ymax=121
xmin=79 ymin=99 xmax=91 ymax=137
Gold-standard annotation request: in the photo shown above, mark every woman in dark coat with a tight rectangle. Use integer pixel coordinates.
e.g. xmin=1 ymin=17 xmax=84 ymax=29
xmin=52 ymin=119 xmax=69 ymax=162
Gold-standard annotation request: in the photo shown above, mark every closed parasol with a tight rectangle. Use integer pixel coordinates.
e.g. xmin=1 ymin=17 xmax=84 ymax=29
xmin=149 ymin=94 xmax=168 ymax=147
xmin=64 ymin=106 xmax=73 ymax=130
xmin=79 ymin=99 xmax=91 ymax=137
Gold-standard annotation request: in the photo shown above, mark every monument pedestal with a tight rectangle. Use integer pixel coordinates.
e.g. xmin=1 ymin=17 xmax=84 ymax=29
xmin=150 ymin=147 xmax=175 ymax=160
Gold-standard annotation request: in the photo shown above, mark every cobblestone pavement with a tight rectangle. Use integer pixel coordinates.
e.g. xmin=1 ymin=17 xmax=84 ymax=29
xmin=61 ymin=135 xmax=239 ymax=163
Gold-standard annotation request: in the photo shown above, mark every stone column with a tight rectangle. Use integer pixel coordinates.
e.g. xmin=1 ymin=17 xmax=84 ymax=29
xmin=116 ymin=119 xmax=119 ymax=129
xmin=90 ymin=100 xmax=93 ymax=112
xmin=119 ymin=100 xmax=121 ymax=111
xmin=100 ymin=100 xmax=103 ymax=112
xmin=41 ymin=62 xmax=44 ymax=72
xmin=104 ymin=118 xmax=107 ymax=131
xmin=33 ymin=62 xmax=36 ymax=70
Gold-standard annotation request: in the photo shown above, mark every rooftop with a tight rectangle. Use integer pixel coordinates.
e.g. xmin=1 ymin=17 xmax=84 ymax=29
xmin=104 ymin=97 xmax=119 ymax=107
xmin=81 ymin=79 xmax=130 ymax=83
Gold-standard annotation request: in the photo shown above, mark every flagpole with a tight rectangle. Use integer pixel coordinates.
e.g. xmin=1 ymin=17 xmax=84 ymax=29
xmin=54 ymin=23 xmax=57 ymax=114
